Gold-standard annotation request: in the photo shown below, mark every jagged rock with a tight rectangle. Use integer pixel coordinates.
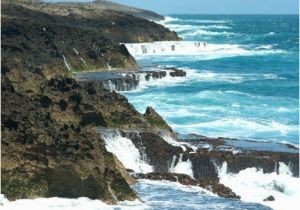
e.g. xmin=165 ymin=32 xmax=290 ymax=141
xmin=123 ymin=131 xmax=299 ymax=181
xmin=263 ymin=195 xmax=275 ymax=201
xmin=143 ymin=107 xmax=173 ymax=131
xmin=164 ymin=67 xmax=187 ymax=77
xmin=145 ymin=71 xmax=167 ymax=81
xmin=3 ymin=0 xmax=181 ymax=44
xmin=2 ymin=0 xmax=179 ymax=201
xmin=1 ymin=3 xmax=139 ymax=74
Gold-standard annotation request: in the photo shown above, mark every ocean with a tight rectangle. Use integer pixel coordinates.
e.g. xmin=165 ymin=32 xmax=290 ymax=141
xmin=124 ymin=15 xmax=299 ymax=145
xmin=2 ymin=14 xmax=298 ymax=210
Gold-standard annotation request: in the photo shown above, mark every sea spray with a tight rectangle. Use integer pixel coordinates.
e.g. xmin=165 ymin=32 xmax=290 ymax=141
xmin=100 ymin=129 xmax=153 ymax=173
xmin=125 ymin=41 xmax=286 ymax=59
xmin=217 ymin=162 xmax=300 ymax=210
xmin=168 ymin=153 xmax=194 ymax=178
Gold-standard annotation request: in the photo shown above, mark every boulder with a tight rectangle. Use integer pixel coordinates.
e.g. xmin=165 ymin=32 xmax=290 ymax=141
xmin=263 ymin=195 xmax=275 ymax=201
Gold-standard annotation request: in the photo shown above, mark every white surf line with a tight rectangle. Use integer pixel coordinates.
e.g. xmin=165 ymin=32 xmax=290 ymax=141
xmin=124 ymin=41 xmax=287 ymax=60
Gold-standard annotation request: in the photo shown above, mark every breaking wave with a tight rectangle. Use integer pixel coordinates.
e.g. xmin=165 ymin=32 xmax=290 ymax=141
xmin=165 ymin=24 xmax=232 ymax=32
xmin=171 ymin=117 xmax=298 ymax=139
xmin=125 ymin=41 xmax=287 ymax=60
xmin=218 ymin=162 xmax=300 ymax=210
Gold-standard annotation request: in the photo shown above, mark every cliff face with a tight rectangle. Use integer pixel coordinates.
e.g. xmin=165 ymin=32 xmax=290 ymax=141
xmin=1 ymin=0 xmax=174 ymax=203
xmin=4 ymin=0 xmax=180 ymax=43
xmin=1 ymin=76 xmax=141 ymax=202
xmin=2 ymin=4 xmax=139 ymax=74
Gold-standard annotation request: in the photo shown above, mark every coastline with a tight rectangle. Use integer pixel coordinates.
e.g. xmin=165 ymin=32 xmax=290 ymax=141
xmin=1 ymin=1 xmax=299 ymax=210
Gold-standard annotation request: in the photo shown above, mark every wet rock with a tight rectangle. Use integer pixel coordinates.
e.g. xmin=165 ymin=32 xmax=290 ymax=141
xmin=145 ymin=71 xmax=167 ymax=81
xmin=164 ymin=67 xmax=187 ymax=77
xmin=263 ymin=195 xmax=275 ymax=201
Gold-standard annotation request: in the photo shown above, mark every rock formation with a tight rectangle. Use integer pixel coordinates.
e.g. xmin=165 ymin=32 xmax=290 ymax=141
xmin=1 ymin=0 xmax=179 ymax=203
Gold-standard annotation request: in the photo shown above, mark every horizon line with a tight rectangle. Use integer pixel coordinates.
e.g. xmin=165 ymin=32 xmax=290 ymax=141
xmin=162 ymin=13 xmax=299 ymax=15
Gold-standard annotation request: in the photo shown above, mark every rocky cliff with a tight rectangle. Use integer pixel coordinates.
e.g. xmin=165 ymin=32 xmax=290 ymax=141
xmin=2 ymin=0 xmax=298 ymax=205
xmin=1 ymin=0 xmax=178 ymax=203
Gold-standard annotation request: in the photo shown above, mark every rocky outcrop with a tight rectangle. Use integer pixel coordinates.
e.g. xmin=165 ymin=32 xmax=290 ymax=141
xmin=2 ymin=0 xmax=298 ymax=205
xmin=86 ymin=0 xmax=165 ymax=21
xmin=121 ymin=131 xmax=299 ymax=179
xmin=3 ymin=0 xmax=180 ymax=44
xmin=263 ymin=195 xmax=275 ymax=202
xmin=1 ymin=1 xmax=182 ymax=202
xmin=143 ymin=107 xmax=173 ymax=131
xmin=164 ymin=67 xmax=187 ymax=77
xmin=1 ymin=4 xmax=139 ymax=75
xmin=1 ymin=76 xmax=144 ymax=202
xmin=76 ymin=68 xmax=187 ymax=91
xmin=135 ymin=172 xmax=240 ymax=199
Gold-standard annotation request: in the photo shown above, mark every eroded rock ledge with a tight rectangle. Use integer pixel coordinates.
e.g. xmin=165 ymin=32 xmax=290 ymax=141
xmin=75 ymin=68 xmax=187 ymax=91
xmin=134 ymin=172 xmax=240 ymax=199
xmin=121 ymin=131 xmax=299 ymax=179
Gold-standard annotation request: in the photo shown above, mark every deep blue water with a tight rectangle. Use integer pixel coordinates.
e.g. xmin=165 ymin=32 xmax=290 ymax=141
xmin=123 ymin=15 xmax=299 ymax=145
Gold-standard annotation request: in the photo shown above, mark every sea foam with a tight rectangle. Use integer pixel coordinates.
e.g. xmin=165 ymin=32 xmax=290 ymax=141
xmin=100 ymin=130 xmax=153 ymax=173
xmin=218 ymin=162 xmax=300 ymax=210
xmin=125 ymin=41 xmax=287 ymax=60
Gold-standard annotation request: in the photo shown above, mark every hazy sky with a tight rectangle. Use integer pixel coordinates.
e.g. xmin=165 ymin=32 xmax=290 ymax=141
xmin=113 ymin=0 xmax=299 ymax=14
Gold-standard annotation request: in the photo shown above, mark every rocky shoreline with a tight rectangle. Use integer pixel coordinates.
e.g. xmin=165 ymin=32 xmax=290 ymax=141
xmin=1 ymin=0 xmax=298 ymax=207
xmin=75 ymin=67 xmax=187 ymax=91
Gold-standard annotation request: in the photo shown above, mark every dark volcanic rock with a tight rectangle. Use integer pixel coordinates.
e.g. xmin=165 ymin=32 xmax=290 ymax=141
xmin=263 ymin=195 xmax=275 ymax=201
xmin=264 ymin=195 xmax=275 ymax=201
xmin=3 ymin=0 xmax=180 ymax=44
xmin=1 ymin=80 xmax=140 ymax=202
xmin=123 ymin=131 xmax=182 ymax=172
xmin=2 ymin=0 xmax=178 ymax=201
xmin=145 ymin=71 xmax=167 ymax=80
xmin=122 ymin=131 xmax=299 ymax=181
xmin=1 ymin=3 xmax=139 ymax=74
xmin=165 ymin=67 xmax=187 ymax=77
xmin=135 ymin=172 xmax=240 ymax=199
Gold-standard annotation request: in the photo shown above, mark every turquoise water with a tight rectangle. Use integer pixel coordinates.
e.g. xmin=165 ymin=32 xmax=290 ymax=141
xmin=123 ymin=15 xmax=299 ymax=145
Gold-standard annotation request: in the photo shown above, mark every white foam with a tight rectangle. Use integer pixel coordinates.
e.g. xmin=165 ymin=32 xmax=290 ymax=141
xmin=165 ymin=24 xmax=232 ymax=32
xmin=159 ymin=17 xmax=231 ymax=24
xmin=185 ymin=19 xmax=231 ymax=24
xmin=158 ymin=16 xmax=181 ymax=24
xmin=171 ymin=117 xmax=298 ymax=139
xmin=161 ymin=133 xmax=197 ymax=152
xmin=0 ymin=196 xmax=113 ymax=210
xmin=125 ymin=41 xmax=287 ymax=60
xmin=168 ymin=154 xmax=194 ymax=178
xmin=266 ymin=32 xmax=276 ymax=36
xmin=137 ymin=179 xmax=215 ymax=196
xmin=218 ymin=162 xmax=300 ymax=210
xmin=100 ymin=130 xmax=153 ymax=173
xmin=182 ymin=29 xmax=236 ymax=37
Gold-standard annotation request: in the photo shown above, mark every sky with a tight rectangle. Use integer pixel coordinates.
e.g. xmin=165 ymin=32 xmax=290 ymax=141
xmin=112 ymin=0 xmax=299 ymax=15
